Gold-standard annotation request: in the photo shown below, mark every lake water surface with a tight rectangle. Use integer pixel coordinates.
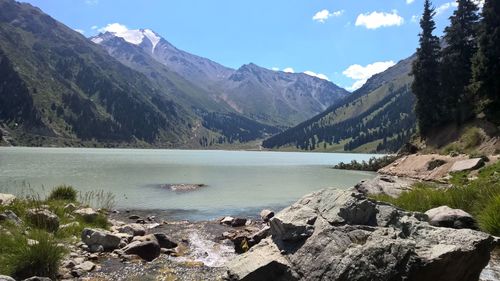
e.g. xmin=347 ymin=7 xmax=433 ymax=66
xmin=0 ymin=147 xmax=377 ymax=220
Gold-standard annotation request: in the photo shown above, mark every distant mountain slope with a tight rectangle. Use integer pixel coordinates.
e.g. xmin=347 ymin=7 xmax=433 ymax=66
xmin=0 ymin=0 xmax=197 ymax=146
xmin=92 ymin=31 xmax=349 ymax=128
xmin=220 ymin=63 xmax=349 ymax=127
xmin=262 ymin=55 xmax=417 ymax=153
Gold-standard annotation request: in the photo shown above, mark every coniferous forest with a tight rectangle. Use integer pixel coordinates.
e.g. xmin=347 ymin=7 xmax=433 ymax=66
xmin=413 ymin=0 xmax=500 ymax=137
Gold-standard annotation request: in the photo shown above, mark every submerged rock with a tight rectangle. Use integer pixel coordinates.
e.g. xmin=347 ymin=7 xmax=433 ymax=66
xmin=425 ymin=206 xmax=478 ymax=229
xmin=225 ymin=189 xmax=495 ymax=281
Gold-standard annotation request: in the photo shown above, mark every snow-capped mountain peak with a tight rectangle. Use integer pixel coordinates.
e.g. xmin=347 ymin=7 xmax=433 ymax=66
xmin=94 ymin=28 xmax=162 ymax=52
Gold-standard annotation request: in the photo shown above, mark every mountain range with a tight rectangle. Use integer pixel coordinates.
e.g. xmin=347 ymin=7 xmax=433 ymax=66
xmin=262 ymin=54 xmax=416 ymax=153
xmin=0 ymin=0 xmax=349 ymax=148
xmin=0 ymin=0 xmax=418 ymax=152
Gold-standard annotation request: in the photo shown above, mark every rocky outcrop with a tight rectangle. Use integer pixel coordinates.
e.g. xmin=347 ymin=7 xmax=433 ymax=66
xmin=26 ymin=209 xmax=59 ymax=232
xmin=81 ymin=228 xmax=122 ymax=251
xmin=225 ymin=189 xmax=495 ymax=281
xmin=355 ymin=175 xmax=417 ymax=198
xmin=0 ymin=276 xmax=16 ymax=281
xmin=425 ymin=206 xmax=478 ymax=229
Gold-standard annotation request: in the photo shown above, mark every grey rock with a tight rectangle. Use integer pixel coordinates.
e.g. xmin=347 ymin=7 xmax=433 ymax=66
xmin=153 ymin=233 xmax=178 ymax=249
xmin=225 ymin=239 xmax=297 ymax=281
xmin=226 ymin=188 xmax=495 ymax=281
xmin=74 ymin=208 xmax=98 ymax=222
xmin=232 ymin=218 xmax=248 ymax=227
xmin=117 ymin=223 xmax=146 ymax=236
xmin=60 ymin=221 xmax=80 ymax=231
xmin=74 ymin=261 xmax=95 ymax=272
xmin=128 ymin=215 xmax=140 ymax=220
xmin=63 ymin=203 xmax=77 ymax=212
xmin=449 ymin=158 xmax=485 ymax=172
xmin=122 ymin=240 xmax=160 ymax=261
xmin=26 ymin=208 xmax=59 ymax=232
xmin=0 ymin=210 xmax=22 ymax=225
xmin=260 ymin=209 xmax=275 ymax=222
xmin=0 ymin=193 xmax=16 ymax=206
xmin=221 ymin=216 xmax=235 ymax=225
xmin=425 ymin=205 xmax=478 ymax=229
xmin=0 ymin=275 xmax=16 ymax=281
xmin=355 ymin=175 xmax=416 ymax=198
xmin=22 ymin=277 xmax=52 ymax=281
xmin=81 ymin=228 xmax=121 ymax=251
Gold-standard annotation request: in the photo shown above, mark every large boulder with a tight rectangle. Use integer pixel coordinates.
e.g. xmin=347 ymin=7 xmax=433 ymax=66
xmin=225 ymin=189 xmax=495 ymax=281
xmin=0 ymin=276 xmax=16 ymax=281
xmin=122 ymin=235 xmax=161 ymax=261
xmin=153 ymin=233 xmax=178 ymax=249
xmin=425 ymin=206 xmax=478 ymax=229
xmin=449 ymin=158 xmax=484 ymax=173
xmin=0 ymin=193 xmax=16 ymax=206
xmin=81 ymin=228 xmax=121 ymax=251
xmin=26 ymin=209 xmax=59 ymax=232
xmin=355 ymin=175 xmax=416 ymax=198
xmin=225 ymin=239 xmax=297 ymax=281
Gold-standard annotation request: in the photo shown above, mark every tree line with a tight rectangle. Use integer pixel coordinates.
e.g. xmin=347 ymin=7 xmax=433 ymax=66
xmin=413 ymin=0 xmax=499 ymax=138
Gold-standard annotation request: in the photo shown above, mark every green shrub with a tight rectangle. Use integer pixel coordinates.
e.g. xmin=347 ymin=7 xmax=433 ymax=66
xmin=333 ymin=155 xmax=398 ymax=172
xmin=461 ymin=127 xmax=482 ymax=149
xmin=48 ymin=185 xmax=77 ymax=202
xmin=0 ymin=231 xmax=65 ymax=279
xmin=427 ymin=159 xmax=446 ymax=170
xmin=478 ymin=195 xmax=500 ymax=236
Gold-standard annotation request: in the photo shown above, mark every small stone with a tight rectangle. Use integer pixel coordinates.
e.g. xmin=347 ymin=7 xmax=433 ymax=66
xmin=220 ymin=216 xmax=234 ymax=225
xmin=0 ymin=193 xmax=16 ymax=206
xmin=231 ymin=218 xmax=248 ymax=227
xmin=153 ymin=233 xmax=178 ymax=249
xmin=63 ymin=203 xmax=77 ymax=212
xmin=74 ymin=208 xmax=98 ymax=222
xmin=74 ymin=261 xmax=95 ymax=272
xmin=260 ymin=209 xmax=275 ymax=222
xmin=22 ymin=277 xmax=52 ymax=281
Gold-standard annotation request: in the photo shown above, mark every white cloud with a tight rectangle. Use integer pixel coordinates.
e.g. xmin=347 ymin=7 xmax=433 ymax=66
xmin=342 ymin=61 xmax=396 ymax=91
xmin=435 ymin=2 xmax=458 ymax=15
xmin=271 ymin=67 xmax=280 ymax=71
xmin=283 ymin=67 xmax=295 ymax=73
xmin=312 ymin=9 xmax=344 ymax=23
xmin=91 ymin=25 xmax=98 ymax=30
xmin=303 ymin=71 xmax=329 ymax=81
xmin=98 ymin=23 xmax=144 ymax=45
xmin=406 ymin=0 xmax=415 ymax=4
xmin=411 ymin=15 xmax=420 ymax=23
xmin=74 ymin=29 xmax=85 ymax=34
xmin=355 ymin=10 xmax=404 ymax=29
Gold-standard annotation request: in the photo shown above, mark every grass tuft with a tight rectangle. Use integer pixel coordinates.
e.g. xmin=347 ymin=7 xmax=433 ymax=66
xmin=48 ymin=185 xmax=77 ymax=202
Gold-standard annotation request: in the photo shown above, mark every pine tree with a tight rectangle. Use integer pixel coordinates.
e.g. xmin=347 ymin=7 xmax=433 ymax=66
xmin=470 ymin=0 xmax=500 ymax=124
xmin=412 ymin=0 xmax=442 ymax=137
xmin=440 ymin=0 xmax=479 ymax=124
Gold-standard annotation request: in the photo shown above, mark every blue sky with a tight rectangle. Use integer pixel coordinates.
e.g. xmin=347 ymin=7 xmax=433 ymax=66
xmin=23 ymin=0 xmax=466 ymax=90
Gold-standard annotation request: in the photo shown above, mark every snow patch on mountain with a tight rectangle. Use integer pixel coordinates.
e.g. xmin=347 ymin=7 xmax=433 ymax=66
xmin=143 ymin=29 xmax=161 ymax=52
